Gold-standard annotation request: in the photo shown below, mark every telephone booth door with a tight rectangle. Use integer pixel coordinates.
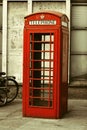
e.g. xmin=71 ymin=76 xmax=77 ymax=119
xmin=23 ymin=11 xmax=69 ymax=119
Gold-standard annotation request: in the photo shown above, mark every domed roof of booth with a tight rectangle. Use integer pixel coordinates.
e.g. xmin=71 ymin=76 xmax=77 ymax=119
xmin=24 ymin=10 xmax=69 ymax=21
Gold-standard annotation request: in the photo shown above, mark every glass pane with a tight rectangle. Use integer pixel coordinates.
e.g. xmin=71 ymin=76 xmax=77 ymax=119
xmin=72 ymin=6 xmax=87 ymax=27
xmin=29 ymin=97 xmax=52 ymax=107
xmin=42 ymin=52 xmax=50 ymax=59
xmin=71 ymin=55 xmax=87 ymax=79
xmin=71 ymin=30 xmax=87 ymax=53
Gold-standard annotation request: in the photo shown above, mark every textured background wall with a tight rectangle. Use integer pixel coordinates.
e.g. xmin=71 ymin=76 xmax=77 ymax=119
xmin=7 ymin=1 xmax=66 ymax=83
xmin=0 ymin=31 xmax=2 ymax=71
xmin=33 ymin=2 xmax=66 ymax=13
xmin=7 ymin=2 xmax=28 ymax=82
xmin=0 ymin=4 xmax=2 ymax=27
xmin=0 ymin=4 xmax=2 ymax=71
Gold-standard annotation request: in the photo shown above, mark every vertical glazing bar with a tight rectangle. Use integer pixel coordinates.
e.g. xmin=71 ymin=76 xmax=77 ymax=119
xmin=50 ymin=33 xmax=54 ymax=107
xmin=48 ymin=33 xmax=51 ymax=107
xmin=42 ymin=34 xmax=45 ymax=98
xmin=31 ymin=33 xmax=34 ymax=105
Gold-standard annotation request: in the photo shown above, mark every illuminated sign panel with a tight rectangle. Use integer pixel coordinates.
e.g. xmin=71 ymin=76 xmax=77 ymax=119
xmin=62 ymin=21 xmax=68 ymax=27
xmin=29 ymin=20 xmax=56 ymax=25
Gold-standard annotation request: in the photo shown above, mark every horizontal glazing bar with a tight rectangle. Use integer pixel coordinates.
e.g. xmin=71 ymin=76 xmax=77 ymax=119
xmin=29 ymin=68 xmax=53 ymax=71
xmin=29 ymin=96 xmax=53 ymax=100
xmin=30 ymin=50 xmax=54 ymax=52
xmin=30 ymin=41 xmax=54 ymax=43
xmin=30 ymin=59 xmax=54 ymax=61
xmin=30 ymin=78 xmax=53 ymax=80
xmin=30 ymin=87 xmax=53 ymax=90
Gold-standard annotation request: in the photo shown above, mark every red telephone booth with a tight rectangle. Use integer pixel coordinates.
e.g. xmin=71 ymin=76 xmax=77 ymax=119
xmin=23 ymin=11 xmax=69 ymax=119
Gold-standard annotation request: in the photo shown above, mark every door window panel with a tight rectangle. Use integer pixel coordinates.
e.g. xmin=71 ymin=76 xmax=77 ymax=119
xmin=29 ymin=33 xmax=54 ymax=107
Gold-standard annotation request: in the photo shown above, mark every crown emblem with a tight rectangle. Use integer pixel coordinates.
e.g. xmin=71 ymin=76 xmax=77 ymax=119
xmin=40 ymin=14 xmax=45 ymax=19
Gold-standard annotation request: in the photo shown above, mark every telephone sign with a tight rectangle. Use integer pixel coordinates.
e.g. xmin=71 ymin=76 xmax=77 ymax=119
xmin=29 ymin=20 xmax=56 ymax=25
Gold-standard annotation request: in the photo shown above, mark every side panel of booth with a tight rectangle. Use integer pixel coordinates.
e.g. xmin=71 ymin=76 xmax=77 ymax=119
xmin=23 ymin=28 xmax=30 ymax=116
xmin=61 ymin=27 xmax=69 ymax=115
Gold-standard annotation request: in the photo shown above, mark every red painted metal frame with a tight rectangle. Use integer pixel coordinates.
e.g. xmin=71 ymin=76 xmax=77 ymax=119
xmin=23 ymin=11 xmax=69 ymax=119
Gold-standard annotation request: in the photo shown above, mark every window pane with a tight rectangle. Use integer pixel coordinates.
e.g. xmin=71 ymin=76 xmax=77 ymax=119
xmin=71 ymin=30 xmax=87 ymax=53
xmin=71 ymin=55 xmax=87 ymax=79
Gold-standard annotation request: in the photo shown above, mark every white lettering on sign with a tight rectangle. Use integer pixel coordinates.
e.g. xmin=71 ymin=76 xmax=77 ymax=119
xmin=29 ymin=20 xmax=56 ymax=25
